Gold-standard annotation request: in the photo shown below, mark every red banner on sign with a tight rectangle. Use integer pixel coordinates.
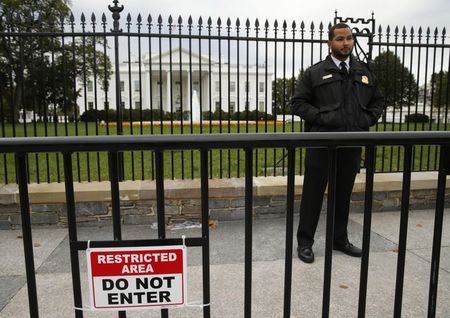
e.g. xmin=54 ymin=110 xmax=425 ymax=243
xmin=90 ymin=249 xmax=184 ymax=276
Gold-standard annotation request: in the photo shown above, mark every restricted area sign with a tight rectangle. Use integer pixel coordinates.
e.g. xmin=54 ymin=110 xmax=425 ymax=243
xmin=87 ymin=246 xmax=187 ymax=310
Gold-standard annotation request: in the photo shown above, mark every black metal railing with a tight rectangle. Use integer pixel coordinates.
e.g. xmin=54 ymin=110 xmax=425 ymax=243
xmin=0 ymin=1 xmax=449 ymax=184
xmin=0 ymin=131 xmax=449 ymax=317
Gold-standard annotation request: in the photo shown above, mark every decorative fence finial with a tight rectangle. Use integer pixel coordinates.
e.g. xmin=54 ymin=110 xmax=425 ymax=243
xmin=108 ymin=0 xmax=124 ymax=32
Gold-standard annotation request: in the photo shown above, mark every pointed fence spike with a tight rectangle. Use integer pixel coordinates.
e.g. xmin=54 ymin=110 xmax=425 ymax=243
xmin=28 ymin=12 xmax=35 ymax=24
xmin=208 ymin=17 xmax=212 ymax=26
xmin=148 ymin=14 xmax=152 ymax=24
xmin=36 ymin=12 xmax=43 ymax=23
xmin=178 ymin=15 xmax=183 ymax=25
xmin=137 ymin=14 xmax=142 ymax=23
xmin=70 ymin=12 xmax=75 ymax=22
xmin=81 ymin=13 xmax=86 ymax=23
xmin=292 ymin=20 xmax=296 ymax=29
xmin=188 ymin=15 xmax=193 ymax=25
xmin=127 ymin=13 xmax=131 ymax=22
xmin=283 ymin=20 xmax=287 ymax=29
xmin=15 ymin=13 xmax=22 ymax=24
xmin=274 ymin=20 xmax=278 ymax=28
xmin=102 ymin=13 xmax=107 ymax=23
xmin=310 ymin=21 xmax=315 ymax=30
xmin=265 ymin=19 xmax=269 ymax=28
xmin=442 ymin=27 xmax=446 ymax=36
xmin=319 ymin=21 xmax=323 ymax=30
xmin=217 ymin=17 xmax=221 ymax=26
xmin=5 ymin=12 xmax=13 ymax=24
xmin=236 ymin=18 xmax=240 ymax=27
xmin=198 ymin=16 xmax=203 ymax=26
xmin=158 ymin=14 xmax=163 ymax=24
xmin=300 ymin=21 xmax=305 ymax=29
xmin=255 ymin=18 xmax=259 ymax=28
xmin=410 ymin=26 xmax=414 ymax=35
xmin=245 ymin=18 xmax=250 ymax=28
xmin=227 ymin=18 xmax=231 ymax=26
xmin=91 ymin=13 xmax=96 ymax=22
xmin=168 ymin=15 xmax=173 ymax=24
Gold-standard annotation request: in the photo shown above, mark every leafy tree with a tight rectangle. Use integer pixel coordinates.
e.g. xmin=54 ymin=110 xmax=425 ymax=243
xmin=0 ymin=0 xmax=112 ymax=122
xmin=373 ymin=50 xmax=418 ymax=109
xmin=431 ymin=71 xmax=450 ymax=109
xmin=272 ymin=73 xmax=300 ymax=115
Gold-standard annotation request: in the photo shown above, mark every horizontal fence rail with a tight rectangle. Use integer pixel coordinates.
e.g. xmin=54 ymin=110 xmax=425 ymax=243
xmin=1 ymin=2 xmax=449 ymax=184
xmin=1 ymin=132 xmax=449 ymax=318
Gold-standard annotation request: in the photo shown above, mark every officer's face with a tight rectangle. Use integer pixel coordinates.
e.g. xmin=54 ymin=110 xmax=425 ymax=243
xmin=328 ymin=27 xmax=354 ymax=60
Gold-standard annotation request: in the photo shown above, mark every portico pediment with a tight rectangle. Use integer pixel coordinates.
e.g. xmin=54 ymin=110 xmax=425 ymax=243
xmin=145 ymin=47 xmax=215 ymax=66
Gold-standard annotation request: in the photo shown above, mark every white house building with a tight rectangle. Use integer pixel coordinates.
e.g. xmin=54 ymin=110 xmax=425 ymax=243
xmin=78 ymin=48 xmax=274 ymax=120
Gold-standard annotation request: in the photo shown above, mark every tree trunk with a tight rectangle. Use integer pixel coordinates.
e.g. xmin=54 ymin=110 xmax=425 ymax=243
xmin=13 ymin=70 xmax=23 ymax=122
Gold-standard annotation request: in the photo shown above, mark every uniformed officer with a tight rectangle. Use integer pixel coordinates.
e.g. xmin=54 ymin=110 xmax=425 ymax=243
xmin=291 ymin=23 xmax=384 ymax=263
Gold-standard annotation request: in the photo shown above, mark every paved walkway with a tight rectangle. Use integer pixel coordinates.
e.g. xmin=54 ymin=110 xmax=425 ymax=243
xmin=1 ymin=209 xmax=449 ymax=317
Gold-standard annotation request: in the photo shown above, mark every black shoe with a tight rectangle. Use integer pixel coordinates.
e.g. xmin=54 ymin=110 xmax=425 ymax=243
xmin=297 ymin=246 xmax=315 ymax=263
xmin=333 ymin=239 xmax=362 ymax=257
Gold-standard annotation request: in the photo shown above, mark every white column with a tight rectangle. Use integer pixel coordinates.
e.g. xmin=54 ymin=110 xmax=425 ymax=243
xmin=187 ymin=70 xmax=191 ymax=114
xmin=166 ymin=71 xmax=171 ymax=113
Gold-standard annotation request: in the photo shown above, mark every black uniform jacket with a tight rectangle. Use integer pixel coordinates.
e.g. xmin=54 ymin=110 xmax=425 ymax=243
xmin=291 ymin=55 xmax=384 ymax=132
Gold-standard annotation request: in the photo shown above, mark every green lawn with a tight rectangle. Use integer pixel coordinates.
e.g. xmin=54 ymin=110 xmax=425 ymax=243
xmin=0 ymin=121 xmax=447 ymax=183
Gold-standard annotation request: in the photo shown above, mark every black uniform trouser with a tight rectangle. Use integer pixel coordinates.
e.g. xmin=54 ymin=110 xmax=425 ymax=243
xmin=297 ymin=147 xmax=362 ymax=247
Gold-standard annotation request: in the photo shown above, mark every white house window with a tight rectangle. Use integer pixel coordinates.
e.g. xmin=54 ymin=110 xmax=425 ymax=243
xmin=87 ymin=81 xmax=93 ymax=92
xmin=259 ymin=82 xmax=264 ymax=93
xmin=245 ymin=81 xmax=250 ymax=93
xmin=230 ymin=81 xmax=236 ymax=93
xmin=120 ymin=81 xmax=125 ymax=92
xmin=215 ymin=81 xmax=220 ymax=92
xmin=259 ymin=101 xmax=265 ymax=112
xmin=134 ymin=80 xmax=140 ymax=92
xmin=215 ymin=101 xmax=220 ymax=111
xmin=135 ymin=101 xmax=141 ymax=108
xmin=120 ymin=101 xmax=125 ymax=109
xmin=88 ymin=101 xmax=94 ymax=110
xmin=230 ymin=101 xmax=235 ymax=113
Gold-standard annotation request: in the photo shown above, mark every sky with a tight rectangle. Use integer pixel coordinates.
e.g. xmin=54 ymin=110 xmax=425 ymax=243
xmin=70 ymin=0 xmax=449 ymax=32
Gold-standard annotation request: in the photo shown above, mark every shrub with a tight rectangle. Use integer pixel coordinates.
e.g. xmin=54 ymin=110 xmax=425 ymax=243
xmin=405 ymin=113 xmax=429 ymax=123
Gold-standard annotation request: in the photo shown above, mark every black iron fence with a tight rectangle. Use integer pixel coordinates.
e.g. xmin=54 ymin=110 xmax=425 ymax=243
xmin=0 ymin=131 xmax=449 ymax=317
xmin=1 ymin=1 xmax=449 ymax=184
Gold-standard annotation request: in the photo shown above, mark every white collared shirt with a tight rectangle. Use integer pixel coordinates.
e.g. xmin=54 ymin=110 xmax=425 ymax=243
xmin=330 ymin=54 xmax=349 ymax=71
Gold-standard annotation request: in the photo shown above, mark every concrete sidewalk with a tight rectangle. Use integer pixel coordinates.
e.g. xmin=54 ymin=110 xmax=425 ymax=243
xmin=1 ymin=209 xmax=449 ymax=317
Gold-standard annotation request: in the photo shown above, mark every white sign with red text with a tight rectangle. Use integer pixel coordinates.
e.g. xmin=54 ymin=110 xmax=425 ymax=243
xmin=87 ymin=246 xmax=187 ymax=310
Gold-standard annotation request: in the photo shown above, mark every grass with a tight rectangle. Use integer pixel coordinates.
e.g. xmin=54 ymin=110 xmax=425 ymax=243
xmin=0 ymin=121 xmax=448 ymax=183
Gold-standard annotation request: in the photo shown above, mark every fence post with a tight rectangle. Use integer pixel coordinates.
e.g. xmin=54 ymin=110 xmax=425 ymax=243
xmin=16 ymin=153 xmax=39 ymax=317
xmin=109 ymin=0 xmax=125 ymax=180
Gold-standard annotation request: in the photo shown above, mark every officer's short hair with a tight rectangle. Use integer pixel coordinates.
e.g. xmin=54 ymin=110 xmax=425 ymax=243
xmin=328 ymin=23 xmax=351 ymax=40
